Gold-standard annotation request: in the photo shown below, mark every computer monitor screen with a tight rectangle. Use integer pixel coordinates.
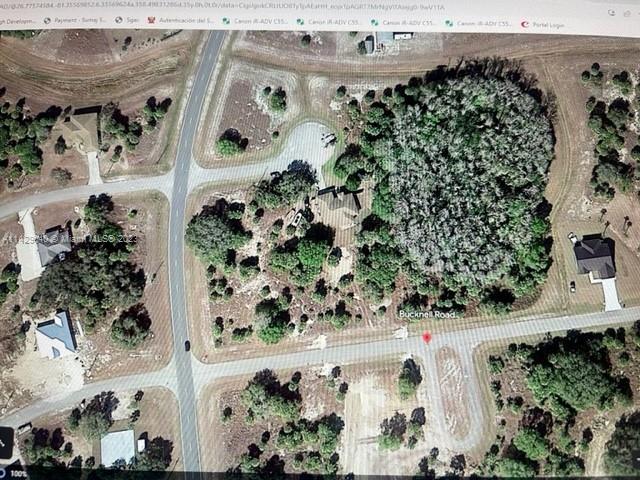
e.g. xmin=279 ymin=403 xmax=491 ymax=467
xmin=0 ymin=1 xmax=639 ymax=478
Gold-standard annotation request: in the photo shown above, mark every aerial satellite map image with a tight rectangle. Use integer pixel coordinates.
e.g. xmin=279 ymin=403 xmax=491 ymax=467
xmin=0 ymin=4 xmax=639 ymax=478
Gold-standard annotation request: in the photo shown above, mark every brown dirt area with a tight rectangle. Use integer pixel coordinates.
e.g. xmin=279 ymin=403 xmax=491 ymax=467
xmin=435 ymin=347 xmax=471 ymax=441
xmin=17 ymin=387 xmax=181 ymax=471
xmin=233 ymin=32 xmax=640 ymax=74
xmin=197 ymin=360 xmax=428 ymax=475
xmin=194 ymin=59 xmax=302 ymax=168
xmin=3 ymin=30 xmax=187 ymax=67
xmin=0 ymin=30 xmax=203 ymax=176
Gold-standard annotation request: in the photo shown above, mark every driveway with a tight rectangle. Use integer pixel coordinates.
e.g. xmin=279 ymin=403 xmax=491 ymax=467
xmin=601 ymin=277 xmax=622 ymax=311
xmin=15 ymin=208 xmax=42 ymax=282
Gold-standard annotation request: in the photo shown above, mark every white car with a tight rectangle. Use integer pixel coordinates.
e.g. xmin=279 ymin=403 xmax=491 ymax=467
xmin=567 ymin=232 xmax=578 ymax=244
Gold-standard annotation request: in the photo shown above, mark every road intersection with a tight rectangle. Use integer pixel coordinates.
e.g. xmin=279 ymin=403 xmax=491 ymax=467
xmin=1 ymin=31 xmax=638 ymax=475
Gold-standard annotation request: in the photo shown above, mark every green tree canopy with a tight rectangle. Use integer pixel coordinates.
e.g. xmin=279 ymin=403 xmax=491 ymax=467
xmin=604 ymin=411 xmax=640 ymax=475
xmin=185 ymin=200 xmax=252 ymax=267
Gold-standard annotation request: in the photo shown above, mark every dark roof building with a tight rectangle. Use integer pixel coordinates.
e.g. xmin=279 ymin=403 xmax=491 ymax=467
xmin=317 ymin=186 xmax=362 ymax=218
xmin=36 ymin=227 xmax=72 ymax=267
xmin=574 ymin=236 xmax=616 ymax=279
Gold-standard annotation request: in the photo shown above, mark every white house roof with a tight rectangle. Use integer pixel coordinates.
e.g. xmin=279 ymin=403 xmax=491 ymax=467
xmin=101 ymin=430 xmax=135 ymax=467
xmin=35 ymin=311 xmax=76 ymax=360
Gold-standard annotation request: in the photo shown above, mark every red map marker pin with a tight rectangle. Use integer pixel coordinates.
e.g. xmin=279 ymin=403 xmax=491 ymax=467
xmin=422 ymin=331 xmax=432 ymax=344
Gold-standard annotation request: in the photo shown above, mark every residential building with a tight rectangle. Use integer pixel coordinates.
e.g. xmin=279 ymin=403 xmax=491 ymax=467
xmin=35 ymin=311 xmax=77 ymax=360
xmin=36 ymin=227 xmax=72 ymax=268
xmin=573 ymin=235 xmax=622 ymax=311
xmin=101 ymin=430 xmax=136 ymax=467
xmin=59 ymin=107 xmax=101 ymax=154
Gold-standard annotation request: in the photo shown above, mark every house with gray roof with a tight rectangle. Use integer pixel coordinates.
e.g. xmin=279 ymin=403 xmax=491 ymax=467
xmin=574 ymin=236 xmax=615 ymax=279
xmin=573 ymin=235 xmax=622 ymax=311
xmin=35 ymin=311 xmax=77 ymax=359
xmin=36 ymin=227 xmax=72 ymax=268
xmin=317 ymin=186 xmax=362 ymax=219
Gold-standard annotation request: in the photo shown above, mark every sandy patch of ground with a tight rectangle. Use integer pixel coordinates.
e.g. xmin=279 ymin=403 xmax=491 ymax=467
xmin=435 ymin=347 xmax=470 ymax=441
xmin=241 ymin=31 xmax=337 ymax=61
xmin=194 ymin=59 xmax=301 ymax=168
xmin=0 ymin=216 xmax=21 ymax=267
xmin=5 ymin=320 xmax=85 ymax=406
xmin=339 ymin=361 xmax=429 ymax=475
xmin=327 ymin=250 xmax=353 ymax=287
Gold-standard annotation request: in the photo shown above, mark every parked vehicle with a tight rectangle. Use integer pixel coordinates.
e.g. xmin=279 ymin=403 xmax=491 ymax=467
xmin=570 ymin=281 xmax=576 ymax=293
xmin=184 ymin=340 xmax=191 ymax=352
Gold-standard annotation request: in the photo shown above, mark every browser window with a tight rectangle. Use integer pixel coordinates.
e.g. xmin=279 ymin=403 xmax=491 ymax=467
xmin=0 ymin=1 xmax=639 ymax=479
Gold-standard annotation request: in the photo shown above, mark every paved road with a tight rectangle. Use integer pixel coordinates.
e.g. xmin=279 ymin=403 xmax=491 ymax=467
xmin=167 ymin=30 xmax=226 ymax=477
xmin=0 ymin=173 xmax=173 ymax=221
xmin=3 ymin=304 xmax=638 ymax=457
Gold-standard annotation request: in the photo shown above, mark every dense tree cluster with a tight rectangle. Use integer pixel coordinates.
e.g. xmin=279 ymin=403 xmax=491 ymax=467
xmin=604 ymin=411 xmax=640 ymax=475
xmin=378 ymin=411 xmax=407 ymax=451
xmin=585 ymin=94 xmax=634 ymax=200
xmin=337 ymin=60 xmax=554 ymax=310
xmin=253 ymin=161 xmax=316 ymax=210
xmin=22 ymin=428 xmax=73 ymax=468
xmin=216 ymin=128 xmax=248 ymax=156
xmin=580 ymin=62 xmax=604 ymax=88
xmin=68 ymin=392 xmax=119 ymax=441
xmin=101 ymin=97 xmax=171 ymax=153
xmin=0 ymin=262 xmax=19 ymax=306
xmin=254 ymin=295 xmax=291 ymax=344
xmin=479 ymin=328 xmax=637 ymax=477
xmin=185 ymin=199 xmax=252 ymax=268
xmin=387 ymin=74 xmax=553 ymax=299
xmin=132 ymin=437 xmax=174 ymax=471
xmin=262 ymin=86 xmax=287 ymax=113
xmin=241 ymin=370 xmax=301 ymax=422
xmin=141 ymin=96 xmax=171 ymax=133
xmin=33 ymin=195 xmax=144 ymax=330
xmin=524 ymin=330 xmax=632 ymax=412
xmin=269 ymin=223 xmax=332 ymax=286
xmin=398 ymin=358 xmax=422 ymax=400
xmin=276 ymin=414 xmax=344 ymax=474
xmin=581 ymin=64 xmax=640 ymax=201
xmin=0 ymin=96 xmax=59 ymax=181
xmin=110 ymin=305 xmax=152 ymax=349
